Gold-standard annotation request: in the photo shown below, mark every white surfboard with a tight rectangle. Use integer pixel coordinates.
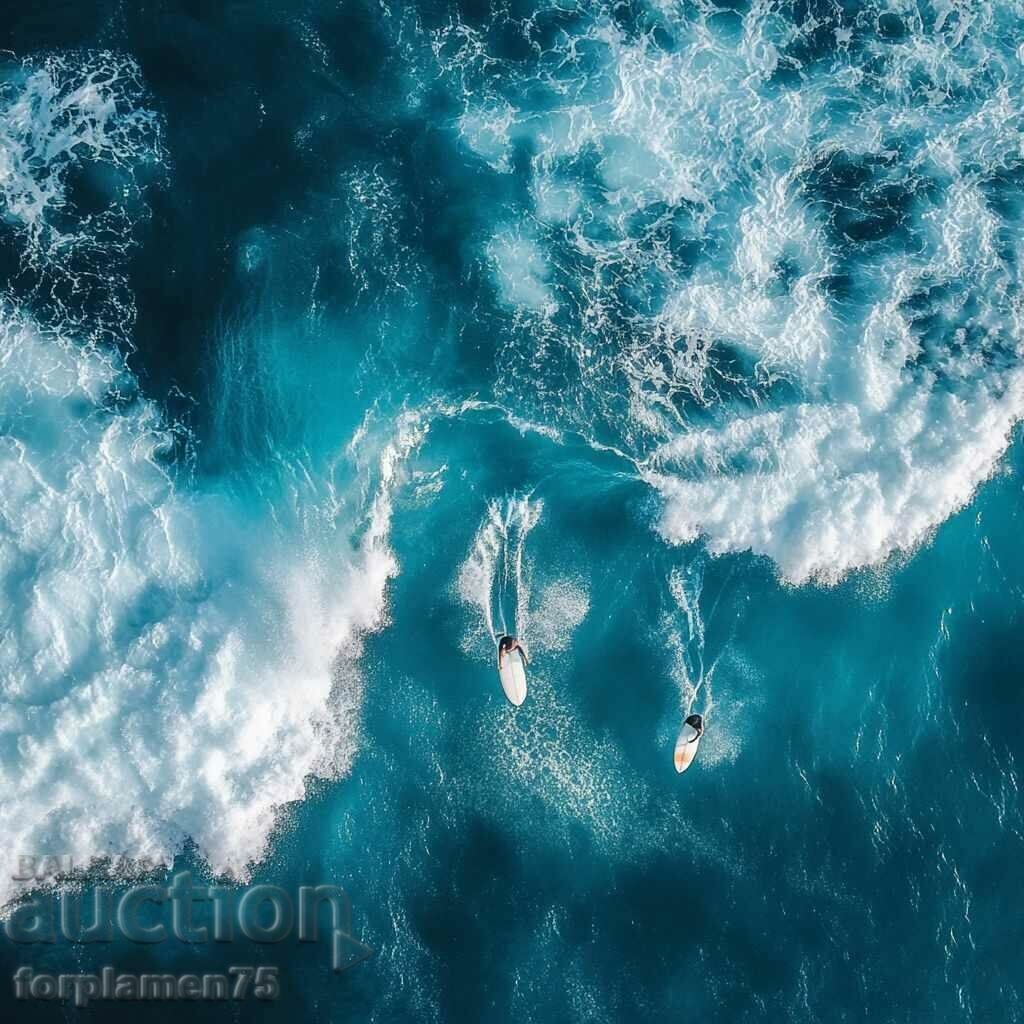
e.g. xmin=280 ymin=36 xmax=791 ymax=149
xmin=498 ymin=649 xmax=527 ymax=706
xmin=674 ymin=716 xmax=703 ymax=773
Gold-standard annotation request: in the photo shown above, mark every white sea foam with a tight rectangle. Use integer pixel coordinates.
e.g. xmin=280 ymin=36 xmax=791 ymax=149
xmin=0 ymin=310 xmax=421 ymax=908
xmin=0 ymin=51 xmax=428 ymax=903
xmin=486 ymin=229 xmax=558 ymax=317
xmin=439 ymin=2 xmax=1024 ymax=584
xmin=524 ymin=578 xmax=589 ymax=654
xmin=459 ymin=101 xmax=518 ymax=173
xmin=648 ymin=374 xmax=1024 ymax=584
xmin=0 ymin=52 xmax=162 ymax=242
xmin=0 ymin=52 xmax=164 ymax=339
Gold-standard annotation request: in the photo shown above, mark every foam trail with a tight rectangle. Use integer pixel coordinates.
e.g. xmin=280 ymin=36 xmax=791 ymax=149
xmin=663 ymin=560 xmax=760 ymax=768
xmin=457 ymin=495 xmax=542 ymax=654
xmin=666 ymin=564 xmax=707 ymax=717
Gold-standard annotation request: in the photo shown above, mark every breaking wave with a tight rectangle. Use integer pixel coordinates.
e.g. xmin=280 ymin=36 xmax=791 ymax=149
xmin=438 ymin=0 xmax=1024 ymax=582
xmin=0 ymin=51 xmax=417 ymax=908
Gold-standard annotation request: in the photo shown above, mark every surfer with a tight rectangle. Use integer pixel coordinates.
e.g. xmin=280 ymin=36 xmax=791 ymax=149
xmin=497 ymin=635 xmax=529 ymax=706
xmin=497 ymin=635 xmax=528 ymax=668
xmin=683 ymin=713 xmax=703 ymax=740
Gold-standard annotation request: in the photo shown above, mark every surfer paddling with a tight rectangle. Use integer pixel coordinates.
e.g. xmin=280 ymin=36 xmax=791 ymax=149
xmin=674 ymin=713 xmax=704 ymax=773
xmin=496 ymin=635 xmax=529 ymax=706
xmin=497 ymin=635 xmax=528 ymax=669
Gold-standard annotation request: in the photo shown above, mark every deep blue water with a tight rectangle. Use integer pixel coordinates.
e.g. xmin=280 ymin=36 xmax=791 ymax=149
xmin=1 ymin=1 xmax=1024 ymax=1021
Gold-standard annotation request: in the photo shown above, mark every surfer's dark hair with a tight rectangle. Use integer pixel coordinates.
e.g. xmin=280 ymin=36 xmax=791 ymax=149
xmin=498 ymin=635 xmax=514 ymax=650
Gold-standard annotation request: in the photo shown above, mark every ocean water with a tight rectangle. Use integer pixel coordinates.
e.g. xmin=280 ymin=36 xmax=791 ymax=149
xmin=1 ymin=1 xmax=1024 ymax=1020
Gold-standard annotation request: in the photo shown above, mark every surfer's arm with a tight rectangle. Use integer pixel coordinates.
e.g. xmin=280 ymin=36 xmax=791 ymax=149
xmin=517 ymin=642 xmax=529 ymax=664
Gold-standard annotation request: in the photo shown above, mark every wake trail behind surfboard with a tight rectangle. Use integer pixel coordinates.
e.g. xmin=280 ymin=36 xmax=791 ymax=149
xmin=458 ymin=494 xmax=542 ymax=648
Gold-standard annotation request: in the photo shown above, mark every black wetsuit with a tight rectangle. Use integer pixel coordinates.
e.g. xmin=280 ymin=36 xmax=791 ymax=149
xmin=498 ymin=636 xmax=527 ymax=664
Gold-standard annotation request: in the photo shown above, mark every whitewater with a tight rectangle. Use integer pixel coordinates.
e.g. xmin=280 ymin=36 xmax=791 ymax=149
xmin=0 ymin=52 xmax=423 ymax=908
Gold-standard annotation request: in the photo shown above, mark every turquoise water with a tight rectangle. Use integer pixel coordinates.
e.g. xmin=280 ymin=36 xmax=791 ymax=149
xmin=1 ymin=1 xmax=1024 ymax=1020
